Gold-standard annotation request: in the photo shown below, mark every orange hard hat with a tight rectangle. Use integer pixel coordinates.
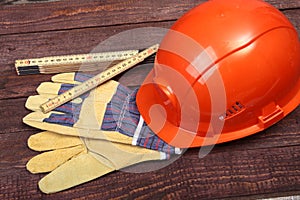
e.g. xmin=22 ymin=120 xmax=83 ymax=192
xmin=136 ymin=0 xmax=300 ymax=148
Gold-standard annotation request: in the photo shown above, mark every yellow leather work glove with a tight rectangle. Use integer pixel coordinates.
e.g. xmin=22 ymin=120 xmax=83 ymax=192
xmin=27 ymin=131 xmax=165 ymax=194
xmin=23 ymin=73 xmax=181 ymax=155
xmin=23 ymin=72 xmax=182 ymax=193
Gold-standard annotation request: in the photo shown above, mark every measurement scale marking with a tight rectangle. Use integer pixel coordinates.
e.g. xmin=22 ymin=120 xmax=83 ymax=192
xmin=40 ymin=44 xmax=159 ymax=113
xmin=15 ymin=50 xmax=139 ymax=75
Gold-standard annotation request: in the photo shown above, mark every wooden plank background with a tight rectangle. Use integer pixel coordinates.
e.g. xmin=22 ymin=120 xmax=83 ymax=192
xmin=0 ymin=0 xmax=299 ymax=199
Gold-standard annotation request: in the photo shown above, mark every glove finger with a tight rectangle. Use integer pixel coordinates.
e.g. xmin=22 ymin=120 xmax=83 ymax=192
xmin=25 ymin=94 xmax=85 ymax=112
xmin=51 ymin=72 xmax=79 ymax=84
xmin=36 ymin=82 xmax=90 ymax=114
xmin=26 ymin=95 xmax=55 ymax=111
xmin=24 ymin=111 xmax=80 ymax=127
xmin=37 ymin=82 xmax=90 ymax=102
xmin=28 ymin=131 xmax=82 ymax=151
xmin=26 ymin=145 xmax=85 ymax=174
xmin=23 ymin=80 xmax=122 ymax=137
xmin=31 ymin=79 xmax=118 ymax=113
xmin=38 ymin=153 xmax=114 ymax=194
xmin=51 ymin=72 xmax=93 ymax=84
xmin=27 ymin=79 xmax=119 ymax=110
xmin=23 ymin=111 xmax=133 ymax=143
xmin=36 ymin=82 xmax=74 ymax=95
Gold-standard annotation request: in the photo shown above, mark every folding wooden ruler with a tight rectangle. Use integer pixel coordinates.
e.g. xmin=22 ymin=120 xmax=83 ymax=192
xmin=15 ymin=49 xmax=140 ymax=75
xmin=39 ymin=44 xmax=159 ymax=113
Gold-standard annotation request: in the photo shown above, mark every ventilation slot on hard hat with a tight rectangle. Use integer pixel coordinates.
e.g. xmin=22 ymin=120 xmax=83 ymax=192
xmin=224 ymin=102 xmax=245 ymax=120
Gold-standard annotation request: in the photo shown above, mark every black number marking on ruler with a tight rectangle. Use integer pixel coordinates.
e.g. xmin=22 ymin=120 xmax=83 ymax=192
xmin=15 ymin=50 xmax=139 ymax=75
xmin=39 ymin=44 xmax=159 ymax=113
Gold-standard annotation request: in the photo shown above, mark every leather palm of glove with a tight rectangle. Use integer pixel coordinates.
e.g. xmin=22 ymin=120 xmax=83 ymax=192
xmin=24 ymin=72 xmax=181 ymax=193
xmin=27 ymin=131 xmax=164 ymax=194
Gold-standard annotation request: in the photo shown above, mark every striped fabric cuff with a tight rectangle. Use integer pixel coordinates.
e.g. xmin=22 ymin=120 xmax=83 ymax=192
xmin=102 ymin=84 xmax=180 ymax=155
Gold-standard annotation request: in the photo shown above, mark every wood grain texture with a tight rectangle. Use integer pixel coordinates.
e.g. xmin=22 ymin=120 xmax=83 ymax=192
xmin=0 ymin=0 xmax=203 ymax=35
xmin=0 ymin=20 xmax=174 ymax=100
xmin=0 ymin=0 xmax=61 ymax=5
xmin=0 ymin=0 xmax=299 ymax=199
xmin=0 ymin=132 xmax=299 ymax=199
xmin=0 ymin=0 xmax=299 ymax=35
xmin=0 ymin=8 xmax=299 ymax=100
xmin=1 ymin=0 xmax=299 ymax=8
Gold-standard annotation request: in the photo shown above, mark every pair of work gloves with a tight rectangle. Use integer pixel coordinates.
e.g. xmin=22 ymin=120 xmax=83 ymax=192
xmin=23 ymin=72 xmax=181 ymax=194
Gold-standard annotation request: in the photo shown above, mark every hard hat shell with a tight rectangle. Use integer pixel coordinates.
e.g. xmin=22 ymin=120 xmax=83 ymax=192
xmin=136 ymin=0 xmax=300 ymax=147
